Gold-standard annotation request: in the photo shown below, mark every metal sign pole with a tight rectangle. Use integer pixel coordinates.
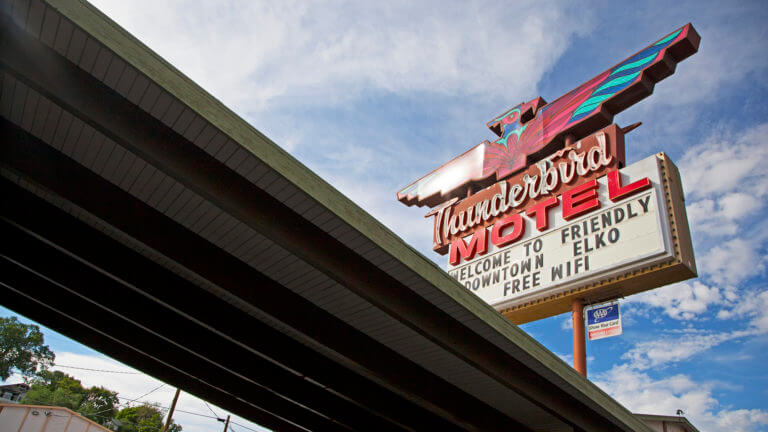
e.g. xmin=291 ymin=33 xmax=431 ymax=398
xmin=563 ymin=132 xmax=586 ymax=377
xmin=572 ymin=299 xmax=587 ymax=377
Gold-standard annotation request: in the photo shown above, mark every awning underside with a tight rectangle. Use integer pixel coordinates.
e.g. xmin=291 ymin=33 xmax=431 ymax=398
xmin=0 ymin=1 xmax=653 ymax=432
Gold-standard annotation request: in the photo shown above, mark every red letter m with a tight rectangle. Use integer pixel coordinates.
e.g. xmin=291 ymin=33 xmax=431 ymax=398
xmin=449 ymin=228 xmax=488 ymax=266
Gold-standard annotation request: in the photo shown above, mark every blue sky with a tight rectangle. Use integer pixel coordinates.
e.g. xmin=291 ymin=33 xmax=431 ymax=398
xmin=3 ymin=1 xmax=767 ymax=431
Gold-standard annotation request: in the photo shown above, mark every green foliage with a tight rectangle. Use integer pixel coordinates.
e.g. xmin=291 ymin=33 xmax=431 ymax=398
xmin=2 ymin=317 xmax=181 ymax=431
xmin=24 ymin=370 xmax=84 ymax=410
xmin=0 ymin=316 xmax=55 ymax=380
xmin=21 ymin=370 xmax=119 ymax=426
xmin=22 ymin=384 xmax=82 ymax=410
xmin=80 ymin=386 xmax=120 ymax=423
xmin=115 ymin=403 xmax=181 ymax=432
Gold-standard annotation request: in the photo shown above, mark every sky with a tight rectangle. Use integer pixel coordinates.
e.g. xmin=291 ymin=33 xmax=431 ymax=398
xmin=2 ymin=1 xmax=768 ymax=431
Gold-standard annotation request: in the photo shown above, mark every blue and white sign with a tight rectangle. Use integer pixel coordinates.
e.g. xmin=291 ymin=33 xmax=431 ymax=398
xmin=587 ymin=301 xmax=622 ymax=340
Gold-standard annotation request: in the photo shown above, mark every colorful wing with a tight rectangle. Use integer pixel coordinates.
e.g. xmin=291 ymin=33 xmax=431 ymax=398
xmin=546 ymin=24 xmax=699 ymax=137
xmin=397 ymin=23 xmax=700 ymax=207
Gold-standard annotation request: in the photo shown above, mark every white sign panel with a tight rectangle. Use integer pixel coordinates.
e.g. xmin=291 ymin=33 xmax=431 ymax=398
xmin=587 ymin=301 xmax=622 ymax=340
xmin=447 ymin=155 xmax=674 ymax=310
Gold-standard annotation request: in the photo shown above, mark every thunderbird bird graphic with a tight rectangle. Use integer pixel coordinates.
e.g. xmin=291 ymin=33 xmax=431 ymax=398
xmin=398 ymin=24 xmax=700 ymax=207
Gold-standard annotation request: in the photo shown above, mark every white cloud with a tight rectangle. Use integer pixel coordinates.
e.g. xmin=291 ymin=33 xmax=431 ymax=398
xmin=594 ymin=365 xmax=768 ymax=432
xmin=650 ymin=19 xmax=768 ymax=108
xmin=622 ymin=287 xmax=768 ymax=376
xmin=678 ymin=122 xmax=768 ymax=249
xmin=561 ymin=315 xmax=573 ymax=330
xmin=626 ymin=286 xmax=768 ymax=370
xmin=613 ymin=7 xmax=768 ymax=155
xmin=616 ymin=286 xmax=768 ymax=372
xmin=629 ymin=123 xmax=768 ymax=323
xmin=719 ymin=193 xmax=763 ymax=221
xmin=679 ymin=123 xmax=768 ymax=201
xmin=88 ymin=0 xmax=592 ymax=114
xmin=627 ymin=9 xmax=768 ymax=138
xmin=620 ymin=329 xmax=748 ymax=370
xmin=717 ymin=289 xmax=768 ymax=334
xmin=699 ymin=237 xmax=766 ymax=286
xmin=630 ymin=281 xmax=724 ymax=320
xmin=686 ymin=193 xmax=762 ymax=238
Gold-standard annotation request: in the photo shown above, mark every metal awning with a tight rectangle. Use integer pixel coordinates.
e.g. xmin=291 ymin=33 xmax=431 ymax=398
xmin=0 ymin=1 xmax=653 ymax=431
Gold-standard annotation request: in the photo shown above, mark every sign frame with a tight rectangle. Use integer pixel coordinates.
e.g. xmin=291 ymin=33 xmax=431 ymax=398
xmin=499 ymin=152 xmax=696 ymax=324
xmin=445 ymin=153 xmax=673 ymax=309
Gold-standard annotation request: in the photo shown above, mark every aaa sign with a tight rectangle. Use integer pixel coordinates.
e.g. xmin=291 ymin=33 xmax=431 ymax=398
xmin=587 ymin=301 xmax=623 ymax=341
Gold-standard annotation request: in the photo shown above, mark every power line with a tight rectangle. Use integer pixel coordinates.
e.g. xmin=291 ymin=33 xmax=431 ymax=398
xmin=119 ymin=383 xmax=166 ymax=404
xmin=85 ymin=412 xmax=141 ymax=429
xmin=113 ymin=398 xmax=219 ymax=420
xmin=164 ymin=406 xmax=262 ymax=431
xmin=50 ymin=364 xmax=258 ymax=428
xmin=93 ymin=404 xmax=206 ymax=428
xmin=35 ymin=375 xmax=260 ymax=432
xmin=99 ymin=401 xmax=265 ymax=432
xmin=175 ymin=408 xmax=219 ymax=419
xmin=203 ymin=401 xmax=220 ymax=419
xmin=45 ymin=363 xmax=264 ymax=431
xmin=231 ymin=421 xmax=264 ymax=432
xmin=52 ymin=364 xmax=141 ymax=374
xmin=40 ymin=393 xmax=238 ymax=430
xmin=84 ymin=405 xmax=120 ymax=416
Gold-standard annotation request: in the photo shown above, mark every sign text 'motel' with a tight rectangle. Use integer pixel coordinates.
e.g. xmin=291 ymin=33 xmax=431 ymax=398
xmin=397 ymin=24 xmax=699 ymax=323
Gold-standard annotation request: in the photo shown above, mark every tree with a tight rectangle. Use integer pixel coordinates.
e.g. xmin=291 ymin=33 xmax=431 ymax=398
xmin=22 ymin=370 xmax=119 ymax=426
xmin=115 ymin=403 xmax=182 ymax=432
xmin=23 ymin=370 xmax=85 ymax=410
xmin=0 ymin=316 xmax=55 ymax=380
xmin=2 ymin=316 xmax=179 ymax=431
xmin=80 ymin=386 xmax=120 ymax=423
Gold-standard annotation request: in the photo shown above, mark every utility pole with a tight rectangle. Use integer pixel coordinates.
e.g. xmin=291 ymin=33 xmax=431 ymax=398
xmin=161 ymin=388 xmax=181 ymax=432
xmin=222 ymin=415 xmax=231 ymax=432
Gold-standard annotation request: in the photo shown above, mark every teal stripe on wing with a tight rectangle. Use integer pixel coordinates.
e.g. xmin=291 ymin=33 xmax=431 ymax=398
xmin=593 ymin=71 xmax=642 ymax=95
xmin=653 ymin=29 xmax=682 ymax=47
xmin=572 ymin=93 xmax=613 ymax=117
xmin=611 ymin=53 xmax=656 ymax=77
